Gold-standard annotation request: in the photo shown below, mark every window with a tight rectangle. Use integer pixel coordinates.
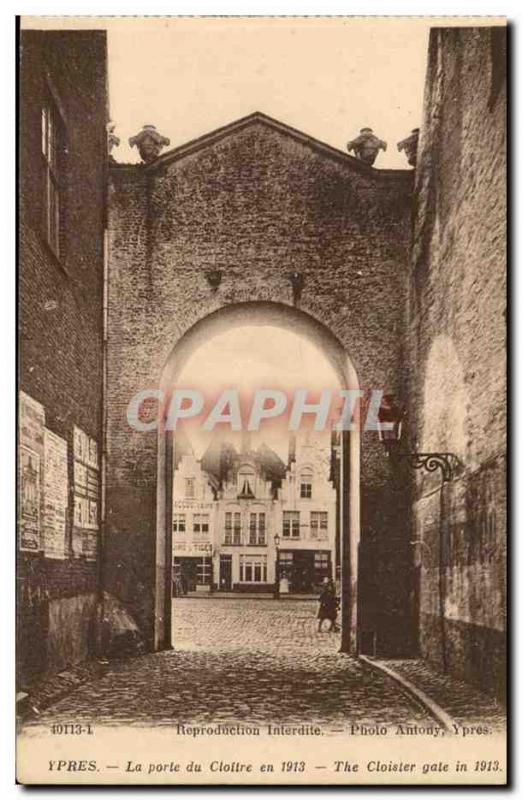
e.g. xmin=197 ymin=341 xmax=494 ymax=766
xmin=249 ymin=512 xmax=266 ymax=545
xmin=310 ymin=511 xmax=328 ymax=539
xmin=283 ymin=511 xmax=300 ymax=539
xmin=300 ymin=469 xmax=313 ymax=499
xmin=185 ymin=478 xmax=195 ymax=499
xmin=237 ymin=469 xmax=255 ymax=499
xmin=224 ymin=511 xmax=241 ymax=545
xmin=172 ymin=513 xmax=186 ymax=534
xmin=239 ymin=554 xmax=267 ymax=583
xmin=197 ymin=557 xmax=212 ymax=585
xmin=193 ymin=514 xmax=210 ymax=539
xmin=279 ymin=552 xmax=293 ymax=570
xmin=41 ymin=101 xmax=63 ymax=256
xmin=314 ymin=552 xmax=331 ymax=583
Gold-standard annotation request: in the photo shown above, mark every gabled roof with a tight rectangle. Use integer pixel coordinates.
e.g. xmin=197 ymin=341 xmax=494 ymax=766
xmin=112 ymin=111 xmax=411 ymax=180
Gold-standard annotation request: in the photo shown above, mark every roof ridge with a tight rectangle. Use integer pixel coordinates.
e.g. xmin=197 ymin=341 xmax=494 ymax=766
xmin=110 ymin=111 xmax=412 ymax=179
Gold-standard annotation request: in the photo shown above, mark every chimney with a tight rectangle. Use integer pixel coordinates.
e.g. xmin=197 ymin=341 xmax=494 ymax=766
xmin=288 ymin=433 xmax=296 ymax=467
xmin=240 ymin=431 xmax=252 ymax=455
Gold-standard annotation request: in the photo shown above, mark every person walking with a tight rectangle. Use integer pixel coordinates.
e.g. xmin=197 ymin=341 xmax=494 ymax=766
xmin=317 ymin=579 xmax=339 ymax=633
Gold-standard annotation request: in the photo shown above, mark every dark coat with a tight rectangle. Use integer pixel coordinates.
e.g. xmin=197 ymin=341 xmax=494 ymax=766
xmin=317 ymin=587 xmax=338 ymax=621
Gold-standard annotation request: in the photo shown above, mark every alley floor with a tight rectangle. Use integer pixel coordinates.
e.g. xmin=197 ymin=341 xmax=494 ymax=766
xmin=22 ymin=598 xmax=437 ymax=732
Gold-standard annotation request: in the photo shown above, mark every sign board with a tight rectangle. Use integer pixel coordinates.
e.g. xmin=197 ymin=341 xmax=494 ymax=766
xmin=173 ymin=499 xmax=214 ymax=511
xmin=173 ymin=542 xmax=213 ymax=556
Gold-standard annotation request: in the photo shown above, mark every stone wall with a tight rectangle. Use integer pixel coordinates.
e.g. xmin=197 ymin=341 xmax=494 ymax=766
xmin=106 ymin=114 xmax=415 ymax=652
xmin=18 ymin=31 xmax=107 ymax=682
xmin=409 ymin=28 xmax=507 ymax=698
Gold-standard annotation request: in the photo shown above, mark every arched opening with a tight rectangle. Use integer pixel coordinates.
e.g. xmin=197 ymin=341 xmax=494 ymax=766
xmin=154 ymin=302 xmax=360 ymax=654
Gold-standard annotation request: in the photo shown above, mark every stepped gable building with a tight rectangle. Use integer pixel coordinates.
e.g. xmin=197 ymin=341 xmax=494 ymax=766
xmin=171 ymin=452 xmax=217 ymax=594
xmin=276 ymin=433 xmax=337 ymax=593
xmin=216 ymin=438 xmax=280 ymax=593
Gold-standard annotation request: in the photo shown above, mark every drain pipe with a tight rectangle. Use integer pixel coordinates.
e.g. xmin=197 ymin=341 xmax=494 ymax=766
xmin=438 ymin=482 xmax=448 ymax=673
xmin=96 ymin=224 xmax=109 ymax=654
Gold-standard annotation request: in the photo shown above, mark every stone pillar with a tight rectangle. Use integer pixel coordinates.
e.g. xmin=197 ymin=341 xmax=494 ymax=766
xmin=340 ymin=430 xmax=357 ymax=653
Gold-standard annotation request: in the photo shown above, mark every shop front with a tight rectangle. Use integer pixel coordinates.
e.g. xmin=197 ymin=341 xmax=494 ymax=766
xmin=216 ymin=550 xmax=272 ymax=593
xmin=277 ymin=549 xmax=332 ymax=594
xmin=173 ymin=543 xmax=213 ymax=595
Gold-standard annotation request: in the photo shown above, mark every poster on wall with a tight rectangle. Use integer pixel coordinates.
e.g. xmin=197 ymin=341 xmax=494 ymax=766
xmin=19 ymin=391 xmax=45 ymax=451
xmin=73 ymin=425 xmax=89 ymax=464
xmin=73 ymin=426 xmax=100 ymax=559
xmin=18 ymin=392 xmax=45 ymax=552
xmin=82 ymin=531 xmax=98 ymax=561
xmin=88 ymin=437 xmax=99 ymax=470
xmin=71 ymin=526 xmax=84 ymax=559
xmin=18 ymin=446 xmax=41 ymax=552
xmin=43 ymin=429 xmax=68 ymax=559
xmin=74 ymin=460 xmax=87 ymax=495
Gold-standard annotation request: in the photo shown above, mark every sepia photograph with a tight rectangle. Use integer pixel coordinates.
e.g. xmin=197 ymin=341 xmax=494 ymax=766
xmin=16 ymin=14 xmax=507 ymax=785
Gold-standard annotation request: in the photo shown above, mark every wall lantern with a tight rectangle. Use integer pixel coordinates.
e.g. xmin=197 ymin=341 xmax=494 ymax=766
xmin=377 ymin=393 xmax=461 ymax=483
xmin=273 ymin=533 xmax=281 ymax=599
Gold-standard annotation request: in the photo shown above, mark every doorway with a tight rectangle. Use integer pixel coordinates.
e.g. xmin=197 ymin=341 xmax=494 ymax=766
xmin=219 ymin=555 xmax=232 ymax=591
xmin=156 ymin=301 xmax=361 ymax=654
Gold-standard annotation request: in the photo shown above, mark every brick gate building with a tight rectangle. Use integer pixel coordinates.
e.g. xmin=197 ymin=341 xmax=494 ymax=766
xmin=18 ymin=25 xmax=506 ymax=700
xmin=105 ymin=111 xmax=414 ymax=656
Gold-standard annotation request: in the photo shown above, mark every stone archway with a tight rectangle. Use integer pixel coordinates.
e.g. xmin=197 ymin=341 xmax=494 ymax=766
xmin=106 ymin=114 xmax=413 ymax=657
xmin=154 ymin=301 xmax=361 ymax=654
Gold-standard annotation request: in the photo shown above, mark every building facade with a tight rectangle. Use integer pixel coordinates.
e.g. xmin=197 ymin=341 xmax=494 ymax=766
xmin=276 ymin=435 xmax=337 ymax=592
xmin=18 ymin=30 xmax=108 ymax=682
xmin=171 ymin=453 xmax=217 ymax=593
xmin=216 ymin=447 xmax=278 ymax=593
xmin=172 ymin=437 xmax=336 ymax=594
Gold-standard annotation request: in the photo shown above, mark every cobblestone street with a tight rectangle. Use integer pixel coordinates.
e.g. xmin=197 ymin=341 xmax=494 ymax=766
xmin=23 ymin=598 xmax=435 ymax=732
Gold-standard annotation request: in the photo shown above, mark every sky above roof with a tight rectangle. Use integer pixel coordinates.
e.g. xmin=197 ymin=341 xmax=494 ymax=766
xmin=174 ymin=324 xmax=340 ymax=460
xmin=103 ymin=17 xmax=431 ymax=168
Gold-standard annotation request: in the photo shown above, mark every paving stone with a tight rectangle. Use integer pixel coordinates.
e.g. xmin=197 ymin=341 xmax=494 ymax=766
xmin=22 ymin=599 xmax=431 ymax=732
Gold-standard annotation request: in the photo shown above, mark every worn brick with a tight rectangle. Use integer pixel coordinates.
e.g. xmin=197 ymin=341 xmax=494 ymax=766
xmin=409 ymin=28 xmax=506 ymax=698
xmin=18 ymin=31 xmax=107 ymax=681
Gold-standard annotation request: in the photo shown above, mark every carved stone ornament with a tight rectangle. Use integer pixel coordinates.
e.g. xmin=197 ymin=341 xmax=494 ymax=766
xmin=347 ymin=127 xmax=387 ymax=166
xmin=287 ymin=272 xmax=305 ymax=306
xmin=397 ymin=128 xmax=420 ymax=167
xmin=205 ymin=270 xmax=222 ymax=291
xmin=129 ymin=124 xmax=171 ymax=163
